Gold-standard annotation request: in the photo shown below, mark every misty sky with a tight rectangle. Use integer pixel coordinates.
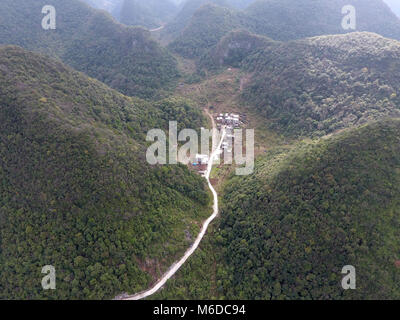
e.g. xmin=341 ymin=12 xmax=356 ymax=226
xmin=84 ymin=0 xmax=400 ymax=19
xmin=383 ymin=0 xmax=400 ymax=16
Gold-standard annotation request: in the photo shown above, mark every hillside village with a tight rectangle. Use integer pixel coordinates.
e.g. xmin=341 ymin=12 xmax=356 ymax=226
xmin=191 ymin=111 xmax=246 ymax=177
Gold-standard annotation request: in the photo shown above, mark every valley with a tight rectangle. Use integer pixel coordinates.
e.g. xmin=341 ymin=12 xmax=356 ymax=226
xmin=1 ymin=0 xmax=400 ymax=301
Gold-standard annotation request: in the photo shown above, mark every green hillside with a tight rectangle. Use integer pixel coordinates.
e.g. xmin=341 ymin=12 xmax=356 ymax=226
xmin=164 ymin=0 xmax=400 ymax=62
xmin=242 ymin=32 xmax=400 ymax=137
xmin=220 ymin=119 xmax=400 ymax=299
xmin=169 ymin=3 xmax=241 ymax=59
xmin=243 ymin=0 xmax=400 ymax=41
xmin=200 ymin=29 xmax=276 ymax=69
xmin=153 ymin=119 xmax=400 ymax=300
xmin=0 ymin=46 xmax=209 ymax=299
xmin=0 ymin=0 xmax=179 ymax=99
xmin=163 ymin=0 xmax=231 ymax=38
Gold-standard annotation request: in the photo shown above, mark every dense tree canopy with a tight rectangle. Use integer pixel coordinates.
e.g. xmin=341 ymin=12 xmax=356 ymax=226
xmin=153 ymin=119 xmax=400 ymax=300
xmin=242 ymin=32 xmax=400 ymax=137
xmin=169 ymin=4 xmax=241 ymax=59
xmin=0 ymin=0 xmax=179 ymax=99
xmin=0 ymin=46 xmax=209 ymax=299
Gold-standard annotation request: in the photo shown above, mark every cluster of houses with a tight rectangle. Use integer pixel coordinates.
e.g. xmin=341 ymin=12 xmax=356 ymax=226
xmin=190 ymin=112 xmax=246 ymax=177
xmin=218 ymin=112 xmax=244 ymax=156
xmin=216 ymin=113 xmax=241 ymax=130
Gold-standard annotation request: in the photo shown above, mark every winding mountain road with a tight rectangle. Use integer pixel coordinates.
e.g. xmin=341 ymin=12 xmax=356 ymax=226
xmin=150 ymin=25 xmax=165 ymax=32
xmin=122 ymin=110 xmax=225 ymax=300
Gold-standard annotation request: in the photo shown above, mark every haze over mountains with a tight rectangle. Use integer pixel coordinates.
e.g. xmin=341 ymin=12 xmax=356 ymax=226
xmin=81 ymin=0 xmax=400 ymax=32
xmin=119 ymin=0 xmax=179 ymax=29
xmin=82 ymin=0 xmax=181 ymax=28
xmin=1 ymin=0 xmax=400 ymax=300
xmin=384 ymin=0 xmax=400 ymax=17
xmin=167 ymin=0 xmax=400 ymax=62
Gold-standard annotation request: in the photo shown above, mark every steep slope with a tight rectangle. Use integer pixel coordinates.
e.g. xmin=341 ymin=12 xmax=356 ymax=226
xmin=168 ymin=3 xmax=241 ymax=59
xmin=0 ymin=46 xmax=209 ymax=299
xmin=219 ymin=119 xmax=400 ymax=299
xmin=243 ymin=0 xmax=400 ymax=41
xmin=242 ymin=32 xmax=400 ymax=137
xmin=119 ymin=0 xmax=178 ymax=29
xmin=0 ymin=0 xmax=179 ymax=99
xmin=163 ymin=0 xmax=231 ymax=38
xmin=165 ymin=0 xmax=400 ymax=59
xmin=199 ymin=29 xmax=276 ymax=69
xmin=153 ymin=119 xmax=400 ymax=300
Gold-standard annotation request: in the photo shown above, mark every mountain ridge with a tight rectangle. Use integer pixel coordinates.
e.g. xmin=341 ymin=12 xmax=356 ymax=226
xmin=241 ymin=32 xmax=400 ymax=137
xmin=0 ymin=0 xmax=179 ymax=99
xmin=0 ymin=45 xmax=210 ymax=299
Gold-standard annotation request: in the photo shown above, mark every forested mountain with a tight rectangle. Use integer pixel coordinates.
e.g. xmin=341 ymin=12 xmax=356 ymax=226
xmin=0 ymin=0 xmax=179 ymax=99
xmin=243 ymin=0 xmax=400 ymax=41
xmin=242 ymin=32 xmax=400 ymax=137
xmin=163 ymin=0 xmax=232 ymax=37
xmin=154 ymin=119 xmax=400 ymax=300
xmin=199 ymin=29 xmax=275 ymax=69
xmin=162 ymin=0 xmax=256 ymax=43
xmin=0 ymin=46 xmax=209 ymax=299
xmin=166 ymin=0 xmax=400 ymax=62
xmin=2 ymin=0 xmax=400 ymax=302
xmin=169 ymin=3 xmax=241 ymax=59
xmin=119 ymin=0 xmax=178 ymax=29
xmin=219 ymin=119 xmax=400 ymax=299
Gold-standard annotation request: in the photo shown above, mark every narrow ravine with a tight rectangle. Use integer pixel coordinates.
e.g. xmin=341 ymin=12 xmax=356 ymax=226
xmin=122 ymin=111 xmax=225 ymax=300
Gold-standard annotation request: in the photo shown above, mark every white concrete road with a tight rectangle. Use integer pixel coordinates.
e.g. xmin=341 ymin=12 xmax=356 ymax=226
xmin=150 ymin=25 xmax=165 ymax=32
xmin=121 ymin=111 xmax=225 ymax=300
